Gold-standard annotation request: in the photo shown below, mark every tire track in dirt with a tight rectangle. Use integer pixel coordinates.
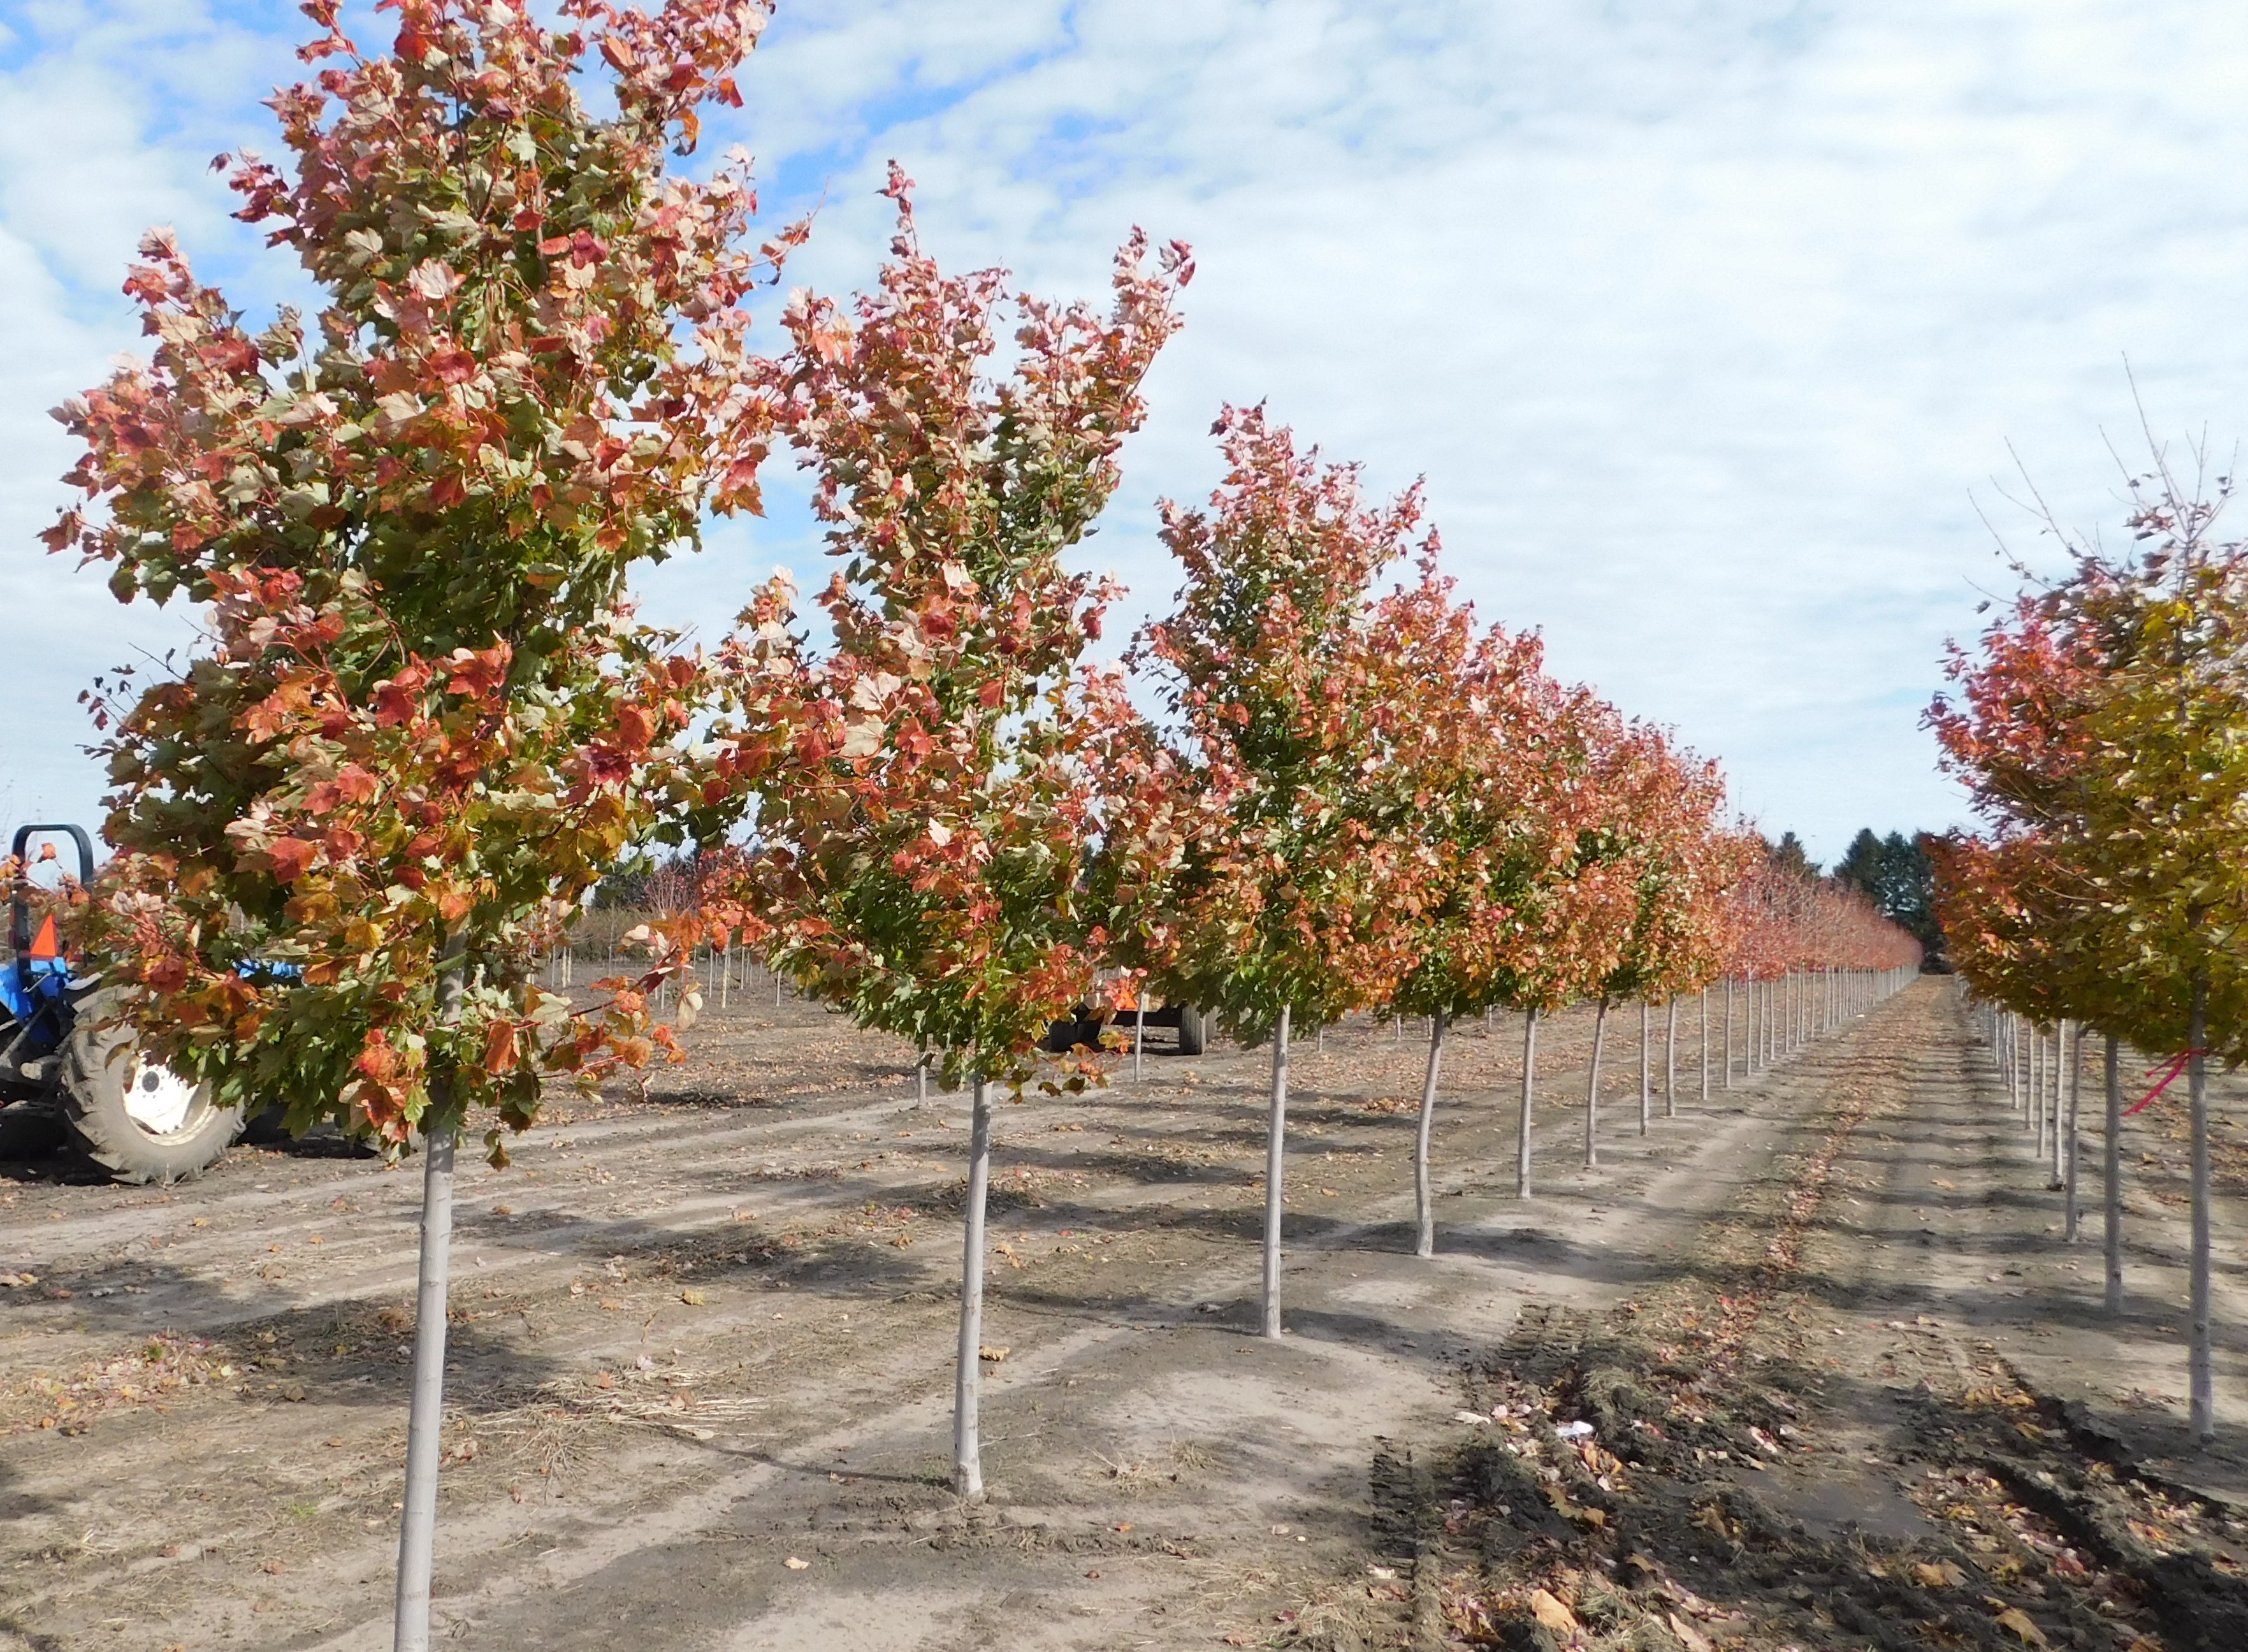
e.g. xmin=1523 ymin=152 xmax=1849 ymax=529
xmin=1362 ymin=982 xmax=2248 ymax=1652
xmin=1 ymin=996 xmax=1848 ymax=1649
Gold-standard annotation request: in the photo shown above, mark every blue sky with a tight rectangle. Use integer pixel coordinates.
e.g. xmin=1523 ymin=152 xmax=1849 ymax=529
xmin=8 ymin=1 xmax=2248 ymax=862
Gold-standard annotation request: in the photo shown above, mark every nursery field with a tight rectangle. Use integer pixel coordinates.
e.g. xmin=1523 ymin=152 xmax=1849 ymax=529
xmin=5 ymin=980 xmax=2248 ymax=1651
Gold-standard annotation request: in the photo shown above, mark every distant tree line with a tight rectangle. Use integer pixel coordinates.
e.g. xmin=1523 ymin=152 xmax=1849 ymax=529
xmin=1767 ymin=828 xmax=1943 ymax=967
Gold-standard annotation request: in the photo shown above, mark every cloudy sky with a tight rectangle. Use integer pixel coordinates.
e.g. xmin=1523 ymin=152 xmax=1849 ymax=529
xmin=6 ymin=0 xmax=2248 ymax=862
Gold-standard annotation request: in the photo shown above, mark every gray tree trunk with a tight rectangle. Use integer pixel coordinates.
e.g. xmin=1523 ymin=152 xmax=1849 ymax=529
xmin=2052 ymin=1020 xmax=2069 ymax=1189
xmin=1516 ymin=1006 xmax=1539 ymax=1198
xmin=1700 ymin=989 xmax=1709 ymax=1101
xmin=393 ymin=1124 xmax=456 ymax=1652
xmin=2063 ymin=1020 xmax=2081 ymax=1239
xmin=1584 ymin=997 xmax=1609 ymax=1168
xmin=1723 ymin=976 xmax=1732 ymax=1090
xmin=1262 ymin=1006 xmax=1293 ymax=1338
xmin=953 ymin=1075 xmax=996 ymax=1496
xmin=393 ymin=934 xmax=467 ymax=1652
xmin=1414 ymin=1014 xmax=1447 ymax=1258
xmin=1665 ymin=997 xmax=1679 ymax=1118
xmin=2104 ymin=1033 xmax=2123 ymax=1315
xmin=2189 ymin=971 xmax=2214 ymax=1441
xmin=2034 ymin=1026 xmax=2047 ymax=1154
xmin=1637 ymin=1001 xmax=1651 ymax=1135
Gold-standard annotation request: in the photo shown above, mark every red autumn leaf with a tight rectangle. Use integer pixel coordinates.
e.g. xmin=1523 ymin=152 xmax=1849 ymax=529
xmin=614 ymin=702 xmax=656 ymax=751
xmin=265 ymin=837 xmax=321 ymax=883
xmin=426 ymin=347 xmax=477 ymax=386
xmin=483 ymin=1020 xmax=519 ymax=1075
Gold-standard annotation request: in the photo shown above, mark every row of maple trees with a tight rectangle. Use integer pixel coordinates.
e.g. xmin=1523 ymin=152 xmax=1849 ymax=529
xmin=36 ymin=3 xmax=1915 ymax=1638
xmin=1927 ymin=442 xmax=2248 ymax=1445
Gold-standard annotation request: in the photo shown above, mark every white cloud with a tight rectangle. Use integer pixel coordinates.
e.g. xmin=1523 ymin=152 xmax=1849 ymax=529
xmin=12 ymin=0 xmax=2248 ymax=860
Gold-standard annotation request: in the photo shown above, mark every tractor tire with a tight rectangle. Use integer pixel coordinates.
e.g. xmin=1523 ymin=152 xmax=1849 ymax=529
xmin=0 ymin=1101 xmax=66 ymax=1161
xmin=1043 ymin=1017 xmax=1098 ymax=1054
xmin=61 ymin=992 xmax=242 ymax=1184
xmin=241 ymin=1103 xmax=293 ymax=1145
xmin=1176 ymin=1004 xmax=1207 ymax=1057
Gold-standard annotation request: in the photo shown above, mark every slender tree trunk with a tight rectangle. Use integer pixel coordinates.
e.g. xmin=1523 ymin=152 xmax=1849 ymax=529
xmin=1665 ymin=997 xmax=1679 ymax=1118
xmin=1414 ymin=1014 xmax=1447 ymax=1259
xmin=1723 ymin=976 xmax=1733 ymax=1090
xmin=1745 ymin=979 xmax=1757 ymax=1075
xmin=2189 ymin=971 xmax=2214 ymax=1441
xmin=2014 ymin=1015 xmax=2032 ymax=1119
xmin=2104 ymin=1033 xmax=2123 ymax=1315
xmin=1517 ymin=1006 xmax=1539 ymax=1199
xmin=2052 ymin=1020 xmax=2069 ymax=1189
xmin=1584 ymin=997 xmax=1609 ymax=1168
xmin=1263 ymin=1006 xmax=1293 ymax=1339
xmin=2034 ymin=1026 xmax=2048 ymax=1154
xmin=1133 ymin=1004 xmax=1144 ymax=1082
xmin=394 ymin=934 xmax=467 ymax=1652
xmin=1700 ymin=989 xmax=1710 ymax=1102
xmin=1637 ymin=1001 xmax=1651 ymax=1136
xmin=954 ymin=1075 xmax=996 ymax=1496
xmin=393 ymin=1123 xmax=455 ymax=1652
xmin=917 ymin=1051 xmax=929 ymax=1105
xmin=2063 ymin=1020 xmax=2082 ymax=1240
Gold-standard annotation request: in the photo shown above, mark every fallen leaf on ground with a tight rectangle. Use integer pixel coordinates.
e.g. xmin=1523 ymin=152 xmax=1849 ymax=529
xmin=679 ymin=1288 xmax=707 ymax=1306
xmin=1993 ymin=1605 xmax=2047 ymax=1645
xmin=1528 ymin=1589 xmax=1578 ymax=1637
xmin=1668 ymin=1611 xmax=1713 ymax=1652
xmin=783 ymin=1556 xmax=809 ymax=1570
xmin=978 ymin=1345 xmax=1010 ymax=1363
xmin=1913 ymin=1560 xmax=1966 ymax=1588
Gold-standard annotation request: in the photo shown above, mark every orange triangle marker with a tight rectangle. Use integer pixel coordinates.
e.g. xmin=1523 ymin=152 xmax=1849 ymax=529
xmin=27 ymin=913 xmax=59 ymax=960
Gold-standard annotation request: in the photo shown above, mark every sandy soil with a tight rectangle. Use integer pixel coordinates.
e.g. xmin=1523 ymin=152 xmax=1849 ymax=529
xmin=3 ymin=979 xmax=2243 ymax=1650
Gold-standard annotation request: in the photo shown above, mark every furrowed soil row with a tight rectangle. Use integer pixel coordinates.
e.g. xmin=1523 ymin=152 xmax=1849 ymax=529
xmin=0 ymin=995 xmax=1897 ymax=1649
xmin=1349 ymin=986 xmax=2248 ymax=1652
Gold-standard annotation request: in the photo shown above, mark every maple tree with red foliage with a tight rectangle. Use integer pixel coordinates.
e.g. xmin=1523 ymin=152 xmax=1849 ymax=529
xmin=693 ymin=170 xmax=1193 ymax=1495
xmin=52 ymin=0 xmax=797 ymax=1156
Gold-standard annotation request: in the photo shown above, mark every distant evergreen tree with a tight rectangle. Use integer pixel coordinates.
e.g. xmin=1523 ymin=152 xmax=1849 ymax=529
xmin=1769 ymin=830 xmax=1820 ymax=883
xmin=1831 ymin=826 xmax=1943 ymax=965
xmin=1833 ymin=828 xmax=1884 ymax=899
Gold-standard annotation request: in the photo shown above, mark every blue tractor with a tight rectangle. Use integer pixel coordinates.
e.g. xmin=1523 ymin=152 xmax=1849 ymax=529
xmin=0 ymin=824 xmax=244 ymax=1182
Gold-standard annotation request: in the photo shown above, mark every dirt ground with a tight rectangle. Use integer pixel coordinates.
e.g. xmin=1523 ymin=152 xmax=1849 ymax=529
xmin=4 ymin=978 xmax=2247 ymax=1650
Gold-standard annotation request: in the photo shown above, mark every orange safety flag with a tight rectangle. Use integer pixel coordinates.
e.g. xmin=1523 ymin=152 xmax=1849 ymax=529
xmin=27 ymin=913 xmax=59 ymax=960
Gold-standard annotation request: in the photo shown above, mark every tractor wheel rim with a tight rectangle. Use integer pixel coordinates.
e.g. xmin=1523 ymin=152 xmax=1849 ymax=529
xmin=123 ymin=1055 xmax=203 ymax=1137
